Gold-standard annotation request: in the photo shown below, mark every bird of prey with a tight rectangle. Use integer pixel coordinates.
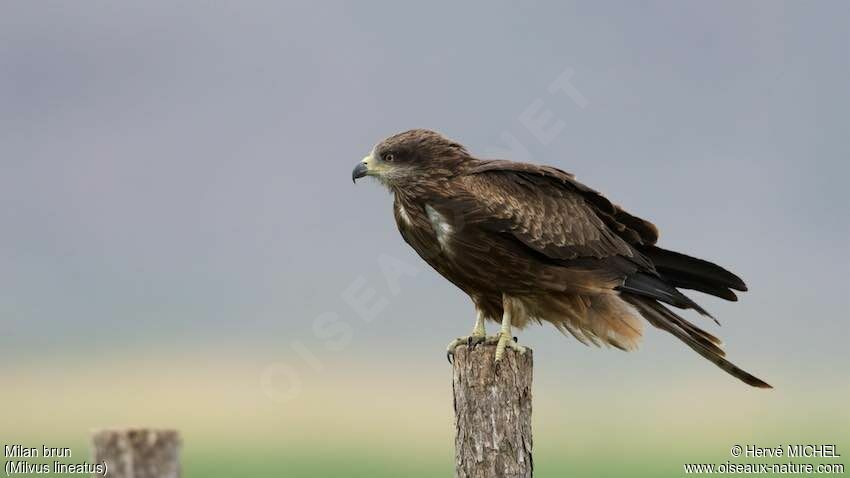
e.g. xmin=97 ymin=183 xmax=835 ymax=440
xmin=352 ymin=129 xmax=770 ymax=388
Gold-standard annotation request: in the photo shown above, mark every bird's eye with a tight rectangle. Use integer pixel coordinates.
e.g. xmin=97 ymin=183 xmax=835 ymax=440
xmin=384 ymin=153 xmax=395 ymax=162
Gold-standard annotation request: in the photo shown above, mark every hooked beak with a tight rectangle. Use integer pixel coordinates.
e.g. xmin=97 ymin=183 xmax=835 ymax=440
xmin=352 ymin=155 xmax=371 ymax=183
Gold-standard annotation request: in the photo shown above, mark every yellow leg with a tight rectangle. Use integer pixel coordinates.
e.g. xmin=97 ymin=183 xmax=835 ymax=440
xmin=471 ymin=311 xmax=486 ymax=337
xmin=494 ymin=295 xmax=527 ymax=362
xmin=446 ymin=310 xmax=488 ymax=363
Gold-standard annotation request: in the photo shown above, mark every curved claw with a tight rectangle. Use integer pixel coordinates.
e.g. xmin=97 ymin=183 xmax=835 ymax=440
xmin=495 ymin=332 xmax=528 ymax=362
xmin=448 ymin=333 xmax=527 ymax=363
xmin=446 ymin=334 xmax=487 ymax=364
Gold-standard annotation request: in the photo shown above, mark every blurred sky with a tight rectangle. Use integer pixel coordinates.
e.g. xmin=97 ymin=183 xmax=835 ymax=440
xmin=2 ymin=0 xmax=849 ymax=393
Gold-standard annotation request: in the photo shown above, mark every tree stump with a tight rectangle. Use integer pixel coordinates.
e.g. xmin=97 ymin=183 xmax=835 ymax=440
xmin=91 ymin=429 xmax=181 ymax=478
xmin=452 ymin=344 xmax=533 ymax=478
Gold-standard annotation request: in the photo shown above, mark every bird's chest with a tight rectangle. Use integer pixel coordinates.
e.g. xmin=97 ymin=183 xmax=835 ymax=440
xmin=393 ymin=198 xmax=522 ymax=294
xmin=394 ymin=200 xmax=465 ymax=265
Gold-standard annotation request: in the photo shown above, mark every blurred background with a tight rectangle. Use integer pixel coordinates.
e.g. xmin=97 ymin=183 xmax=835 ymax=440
xmin=2 ymin=1 xmax=848 ymax=476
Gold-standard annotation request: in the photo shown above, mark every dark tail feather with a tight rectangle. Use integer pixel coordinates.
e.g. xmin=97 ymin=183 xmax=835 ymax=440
xmin=663 ymin=275 xmax=739 ymax=302
xmin=618 ymin=272 xmax=717 ymax=322
xmin=622 ymin=294 xmax=772 ymax=389
xmin=640 ymin=245 xmax=747 ymax=300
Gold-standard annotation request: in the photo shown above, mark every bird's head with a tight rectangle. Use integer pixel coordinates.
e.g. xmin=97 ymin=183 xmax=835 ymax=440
xmin=352 ymin=129 xmax=470 ymax=189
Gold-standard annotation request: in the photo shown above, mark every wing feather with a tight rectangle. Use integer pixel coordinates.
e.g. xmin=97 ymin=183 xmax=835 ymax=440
xmin=460 ymin=161 xmax=651 ymax=265
xmin=467 ymin=160 xmax=659 ymax=246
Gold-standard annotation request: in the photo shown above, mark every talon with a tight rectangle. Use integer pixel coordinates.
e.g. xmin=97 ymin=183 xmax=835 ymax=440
xmin=469 ymin=335 xmax=485 ymax=348
xmin=447 ymin=330 xmax=488 ymax=361
xmin=446 ymin=336 xmax=470 ymax=364
xmin=495 ymin=332 xmax=508 ymax=362
xmin=495 ymin=331 xmax=527 ymax=362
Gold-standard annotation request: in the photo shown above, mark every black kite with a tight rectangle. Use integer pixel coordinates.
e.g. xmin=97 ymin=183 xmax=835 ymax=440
xmin=352 ymin=129 xmax=770 ymax=388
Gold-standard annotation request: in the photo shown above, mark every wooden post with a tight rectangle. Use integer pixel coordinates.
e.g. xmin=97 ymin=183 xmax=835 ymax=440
xmin=91 ymin=429 xmax=181 ymax=478
xmin=452 ymin=344 xmax=533 ymax=478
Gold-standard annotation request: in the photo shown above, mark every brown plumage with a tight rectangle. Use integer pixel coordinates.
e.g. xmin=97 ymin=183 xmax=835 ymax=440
xmin=352 ymin=129 xmax=770 ymax=388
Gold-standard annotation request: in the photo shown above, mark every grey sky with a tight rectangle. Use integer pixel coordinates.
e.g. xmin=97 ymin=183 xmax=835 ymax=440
xmin=2 ymin=1 xmax=848 ymax=385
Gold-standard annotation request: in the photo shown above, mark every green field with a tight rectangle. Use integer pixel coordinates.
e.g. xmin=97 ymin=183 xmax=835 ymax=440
xmin=3 ymin=350 xmax=847 ymax=477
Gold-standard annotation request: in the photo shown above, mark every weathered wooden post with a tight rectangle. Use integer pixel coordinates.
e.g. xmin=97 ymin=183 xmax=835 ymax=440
xmin=452 ymin=344 xmax=533 ymax=478
xmin=91 ymin=429 xmax=181 ymax=478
